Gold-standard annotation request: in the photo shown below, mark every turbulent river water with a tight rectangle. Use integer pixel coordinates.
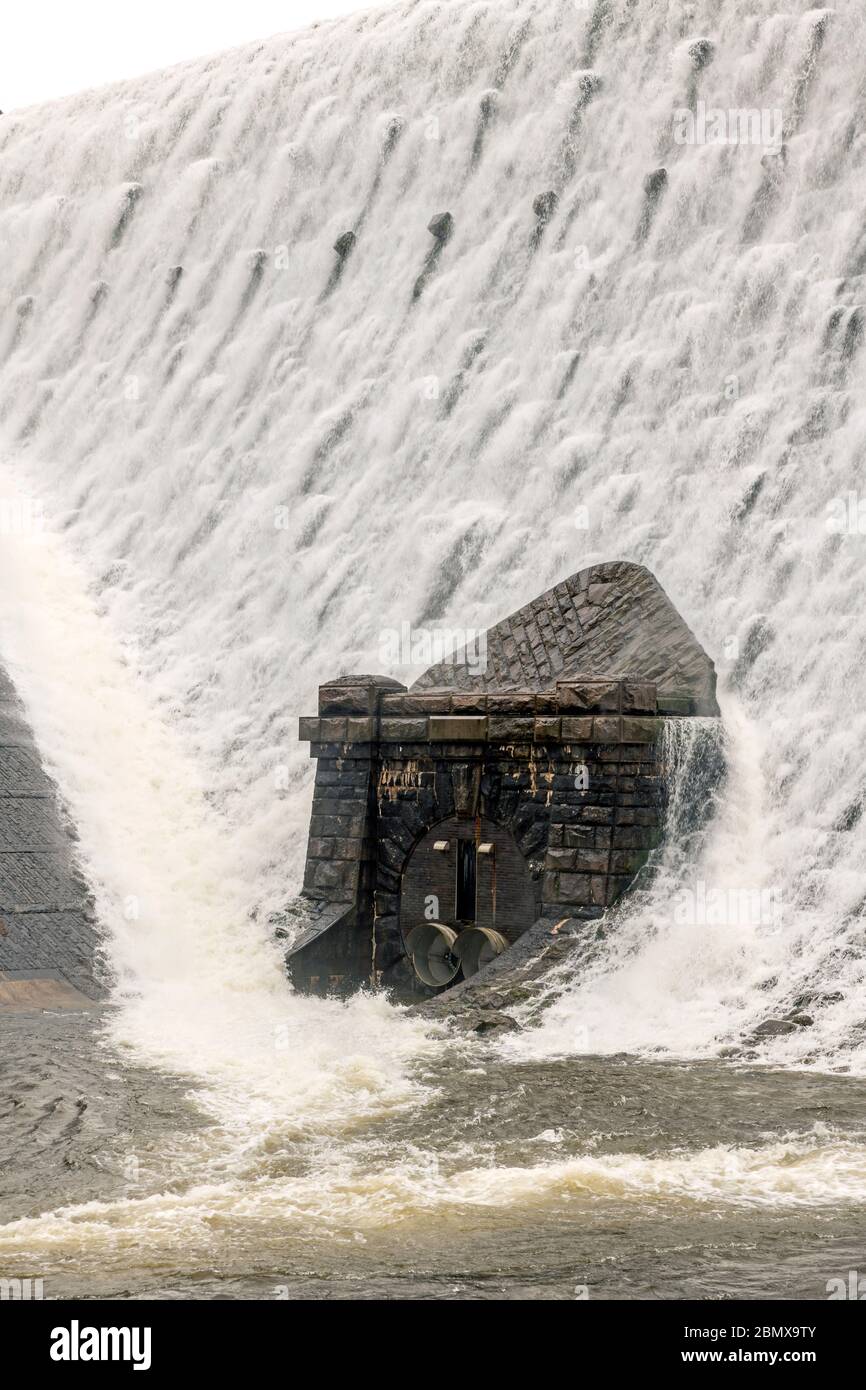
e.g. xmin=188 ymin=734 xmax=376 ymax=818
xmin=1 ymin=0 xmax=866 ymax=1299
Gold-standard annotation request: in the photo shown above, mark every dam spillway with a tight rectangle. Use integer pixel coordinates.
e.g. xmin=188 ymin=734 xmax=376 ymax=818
xmin=0 ymin=0 xmax=863 ymax=1058
xmin=1 ymin=0 xmax=866 ymax=1310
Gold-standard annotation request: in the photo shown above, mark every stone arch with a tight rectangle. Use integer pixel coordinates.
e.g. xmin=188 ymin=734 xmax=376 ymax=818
xmin=398 ymin=814 xmax=540 ymax=958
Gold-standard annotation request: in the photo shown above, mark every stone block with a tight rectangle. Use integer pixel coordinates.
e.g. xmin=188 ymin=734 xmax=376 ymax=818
xmin=318 ymin=683 xmax=380 ymax=715
xmin=307 ymin=838 xmax=333 ymax=860
xmin=450 ymin=693 xmax=488 ymax=714
xmin=324 ymin=811 xmax=367 ymax=836
xmin=298 ymin=717 xmax=321 ymax=742
xmin=560 ymin=716 xmax=594 ymax=741
xmin=592 ymin=716 xmax=621 ymax=743
xmin=613 ymin=826 xmax=658 ymax=850
xmin=331 ymin=838 xmax=364 ymax=860
xmin=534 ymin=717 xmax=561 ymax=742
xmin=313 ymin=860 xmax=351 ymax=892
xmin=428 ymin=716 xmax=488 ymax=741
xmin=620 ymin=716 xmax=661 ymax=744
xmin=380 ymin=717 xmax=428 ymax=741
xmin=379 ymin=693 xmax=449 ymax=716
xmin=319 ymin=717 xmax=348 ymax=742
xmin=552 ymin=872 xmax=594 ymax=906
xmin=488 ymin=693 xmax=536 ymax=714
xmin=378 ymin=837 xmax=407 ymax=871
xmin=587 ymin=582 xmax=615 ymax=606
xmin=563 ymin=824 xmax=596 ymax=848
xmin=545 ymin=848 xmax=578 ymax=871
xmin=346 ymin=716 xmax=376 ymax=742
xmin=606 ymin=875 xmax=635 ymax=905
xmin=557 ymin=679 xmax=621 ymax=712
xmin=573 ymin=849 xmax=609 ymax=874
xmin=657 ymin=694 xmax=693 ymax=715
xmin=610 ymin=849 xmax=650 ymax=875
xmin=580 ymin=805 xmax=613 ymax=825
xmin=488 ymin=716 xmax=535 ymax=743
xmin=622 ymin=682 xmax=657 ymax=714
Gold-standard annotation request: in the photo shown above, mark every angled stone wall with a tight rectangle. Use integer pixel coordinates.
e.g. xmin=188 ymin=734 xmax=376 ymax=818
xmin=412 ymin=560 xmax=719 ymax=715
xmin=0 ymin=668 xmax=102 ymax=1004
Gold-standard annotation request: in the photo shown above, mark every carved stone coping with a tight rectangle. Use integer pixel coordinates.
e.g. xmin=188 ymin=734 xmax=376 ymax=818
xmin=298 ymin=712 xmax=662 ymax=747
xmin=317 ymin=675 xmax=659 ymax=716
xmin=301 ymin=674 xmax=714 ymax=745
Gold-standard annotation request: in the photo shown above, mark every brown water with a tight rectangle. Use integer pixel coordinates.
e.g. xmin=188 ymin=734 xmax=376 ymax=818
xmin=2 ymin=1008 xmax=865 ymax=1301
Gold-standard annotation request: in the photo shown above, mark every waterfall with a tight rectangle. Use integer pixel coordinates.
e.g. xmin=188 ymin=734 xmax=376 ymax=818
xmin=0 ymin=0 xmax=865 ymax=1083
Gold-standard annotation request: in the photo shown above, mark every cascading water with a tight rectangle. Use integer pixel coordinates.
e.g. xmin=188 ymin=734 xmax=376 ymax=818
xmin=2 ymin=0 xmax=866 ymax=1298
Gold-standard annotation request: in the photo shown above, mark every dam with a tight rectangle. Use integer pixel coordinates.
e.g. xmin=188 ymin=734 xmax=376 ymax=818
xmin=290 ymin=560 xmax=719 ymax=997
xmin=0 ymin=0 xmax=865 ymax=1309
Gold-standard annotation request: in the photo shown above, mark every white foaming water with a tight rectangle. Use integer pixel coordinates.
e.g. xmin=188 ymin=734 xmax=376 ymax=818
xmin=0 ymin=477 xmax=438 ymax=1146
xmin=0 ymin=0 xmax=865 ymax=1211
xmin=506 ymin=700 xmax=841 ymax=1064
xmin=0 ymin=1126 xmax=861 ymax=1274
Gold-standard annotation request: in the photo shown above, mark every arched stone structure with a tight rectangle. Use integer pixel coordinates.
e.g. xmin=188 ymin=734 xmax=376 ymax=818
xmin=399 ymin=816 xmax=540 ymax=958
xmin=289 ymin=562 xmax=720 ymax=1000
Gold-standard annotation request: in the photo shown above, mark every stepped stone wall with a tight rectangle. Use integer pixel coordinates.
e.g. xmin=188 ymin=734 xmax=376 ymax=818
xmin=0 ymin=668 xmax=102 ymax=1007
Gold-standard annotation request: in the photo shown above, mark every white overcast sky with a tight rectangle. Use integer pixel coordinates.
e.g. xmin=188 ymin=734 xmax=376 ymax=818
xmin=3 ymin=1 xmax=392 ymax=112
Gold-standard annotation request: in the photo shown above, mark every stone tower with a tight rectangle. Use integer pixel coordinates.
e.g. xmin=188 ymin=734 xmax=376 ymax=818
xmin=289 ymin=561 xmax=719 ymax=999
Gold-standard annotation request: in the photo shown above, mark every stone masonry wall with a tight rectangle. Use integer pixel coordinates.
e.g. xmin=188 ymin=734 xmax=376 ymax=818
xmin=0 ymin=667 xmax=103 ymax=1001
xmin=293 ymin=675 xmax=666 ymax=996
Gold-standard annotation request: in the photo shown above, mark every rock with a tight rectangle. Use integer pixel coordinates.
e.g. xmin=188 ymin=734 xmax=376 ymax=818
xmin=471 ymin=1008 xmax=520 ymax=1035
xmin=786 ymin=1013 xmax=814 ymax=1027
xmin=110 ymin=184 xmax=143 ymax=248
xmin=478 ymin=89 xmax=498 ymax=120
xmin=574 ymin=72 xmax=602 ymax=108
xmin=643 ymin=168 xmax=668 ymax=198
xmin=380 ymin=113 xmax=405 ymax=158
xmin=753 ymin=1019 xmax=798 ymax=1036
xmin=333 ymin=231 xmax=356 ymax=258
xmin=761 ymin=145 xmax=788 ymax=177
xmin=472 ymin=988 xmax=506 ymax=1010
xmin=533 ymin=190 xmax=558 ymax=223
xmin=636 ymin=170 xmax=668 ymax=241
xmin=688 ymin=38 xmax=715 ymax=70
xmin=427 ymin=212 xmax=454 ymax=242
xmin=412 ymin=215 xmax=454 ymax=299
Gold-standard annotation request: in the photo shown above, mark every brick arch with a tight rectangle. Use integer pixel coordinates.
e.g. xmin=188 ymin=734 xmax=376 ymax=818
xmin=398 ymin=814 xmax=540 ymax=956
